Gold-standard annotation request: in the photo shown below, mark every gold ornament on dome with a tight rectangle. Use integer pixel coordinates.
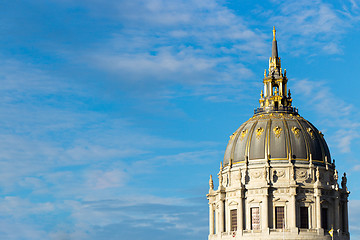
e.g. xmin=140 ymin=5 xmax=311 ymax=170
xmin=291 ymin=126 xmax=301 ymax=138
xmin=240 ymin=129 xmax=248 ymax=141
xmin=307 ymin=128 xmax=315 ymax=139
xmin=273 ymin=126 xmax=282 ymax=138
xmin=256 ymin=127 xmax=264 ymax=139
xmin=229 ymin=131 xmax=237 ymax=141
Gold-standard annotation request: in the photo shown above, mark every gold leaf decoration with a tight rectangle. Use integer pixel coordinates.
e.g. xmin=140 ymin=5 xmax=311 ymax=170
xmin=256 ymin=127 xmax=264 ymax=139
xmin=291 ymin=126 xmax=301 ymax=138
xmin=307 ymin=128 xmax=315 ymax=140
xmin=273 ymin=126 xmax=282 ymax=138
xmin=229 ymin=132 xmax=237 ymax=141
xmin=240 ymin=129 xmax=248 ymax=141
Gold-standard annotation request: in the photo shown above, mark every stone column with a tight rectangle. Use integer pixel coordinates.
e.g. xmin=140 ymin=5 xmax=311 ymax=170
xmin=344 ymin=198 xmax=349 ymax=233
xmin=289 ymin=187 xmax=297 ymax=230
xmin=334 ymin=191 xmax=340 ymax=231
xmin=215 ymin=205 xmax=219 ymax=234
xmin=238 ymin=193 xmax=243 ymax=232
xmin=315 ymin=188 xmax=321 ymax=229
xmin=262 ymin=189 xmax=269 ymax=231
xmin=209 ymin=203 xmax=214 ymax=235
xmin=219 ymin=200 xmax=225 ymax=233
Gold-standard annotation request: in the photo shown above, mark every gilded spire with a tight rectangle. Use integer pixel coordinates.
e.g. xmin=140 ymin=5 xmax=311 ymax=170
xmin=256 ymin=27 xmax=296 ymax=115
xmin=273 ymin=26 xmax=276 ymax=41
xmin=272 ymin=26 xmax=278 ymax=59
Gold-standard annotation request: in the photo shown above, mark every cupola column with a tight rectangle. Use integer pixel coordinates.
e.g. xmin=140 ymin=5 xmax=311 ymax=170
xmin=262 ymin=188 xmax=269 ymax=231
xmin=219 ymin=197 xmax=225 ymax=233
xmin=315 ymin=188 xmax=321 ymax=230
xmin=238 ymin=193 xmax=243 ymax=232
xmin=344 ymin=198 xmax=349 ymax=233
xmin=209 ymin=203 xmax=214 ymax=235
xmin=334 ymin=191 xmax=340 ymax=231
xmin=289 ymin=186 xmax=297 ymax=230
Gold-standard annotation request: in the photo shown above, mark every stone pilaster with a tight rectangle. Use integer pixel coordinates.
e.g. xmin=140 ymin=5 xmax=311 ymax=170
xmin=209 ymin=203 xmax=214 ymax=235
xmin=289 ymin=186 xmax=297 ymax=231
xmin=262 ymin=188 xmax=269 ymax=232
xmin=219 ymin=198 xmax=225 ymax=233
xmin=315 ymin=187 xmax=321 ymax=229
xmin=334 ymin=191 xmax=340 ymax=231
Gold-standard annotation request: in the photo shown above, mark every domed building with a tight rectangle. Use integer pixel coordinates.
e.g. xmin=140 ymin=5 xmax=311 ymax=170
xmin=207 ymin=28 xmax=350 ymax=240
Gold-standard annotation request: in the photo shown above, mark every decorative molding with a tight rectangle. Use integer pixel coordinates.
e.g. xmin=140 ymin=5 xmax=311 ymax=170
xmin=251 ymin=170 xmax=262 ymax=179
xmin=296 ymin=170 xmax=307 ymax=179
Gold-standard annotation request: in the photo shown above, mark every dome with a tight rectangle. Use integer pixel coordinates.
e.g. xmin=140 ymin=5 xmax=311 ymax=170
xmin=223 ymin=112 xmax=331 ymax=166
xmin=223 ymin=26 xmax=331 ymax=167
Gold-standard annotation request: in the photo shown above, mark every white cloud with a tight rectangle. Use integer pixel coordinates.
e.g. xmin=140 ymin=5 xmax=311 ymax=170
xmin=294 ymin=79 xmax=360 ymax=153
xmin=267 ymin=0 xmax=357 ymax=55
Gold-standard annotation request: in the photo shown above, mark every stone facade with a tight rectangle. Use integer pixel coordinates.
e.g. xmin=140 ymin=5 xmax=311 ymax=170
xmin=207 ymin=28 xmax=350 ymax=240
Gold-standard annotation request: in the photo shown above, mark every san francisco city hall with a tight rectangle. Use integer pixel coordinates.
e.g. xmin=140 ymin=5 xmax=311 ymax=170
xmin=207 ymin=28 xmax=350 ymax=240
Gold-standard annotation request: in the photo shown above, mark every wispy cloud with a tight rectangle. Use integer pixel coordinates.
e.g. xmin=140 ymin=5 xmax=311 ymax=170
xmin=266 ymin=0 xmax=359 ymax=55
xmin=294 ymin=79 xmax=360 ymax=153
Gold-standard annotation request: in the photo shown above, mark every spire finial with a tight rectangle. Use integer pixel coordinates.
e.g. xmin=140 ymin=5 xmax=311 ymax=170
xmin=209 ymin=175 xmax=214 ymax=190
xmin=273 ymin=26 xmax=276 ymax=41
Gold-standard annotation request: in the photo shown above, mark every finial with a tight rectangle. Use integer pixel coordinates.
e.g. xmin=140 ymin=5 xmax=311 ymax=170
xmin=220 ymin=162 xmax=223 ymax=171
xmin=334 ymin=170 xmax=338 ymax=182
xmin=264 ymin=69 xmax=267 ymax=77
xmin=260 ymin=90 xmax=264 ymax=98
xmin=316 ymin=167 xmax=320 ymax=182
xmin=288 ymin=89 xmax=291 ymax=98
xmin=209 ymin=175 xmax=214 ymax=190
xmin=341 ymin=172 xmax=347 ymax=189
xmin=273 ymin=26 xmax=276 ymax=41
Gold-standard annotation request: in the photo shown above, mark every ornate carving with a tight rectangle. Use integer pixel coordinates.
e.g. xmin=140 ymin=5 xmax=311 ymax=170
xmin=277 ymin=170 xmax=285 ymax=178
xmin=291 ymin=126 xmax=301 ymax=138
xmin=273 ymin=126 xmax=282 ymax=138
xmin=251 ymin=170 xmax=262 ymax=179
xmin=307 ymin=128 xmax=315 ymax=140
xmin=240 ymin=129 xmax=248 ymax=141
xmin=256 ymin=127 xmax=264 ymax=139
xmin=296 ymin=170 xmax=307 ymax=179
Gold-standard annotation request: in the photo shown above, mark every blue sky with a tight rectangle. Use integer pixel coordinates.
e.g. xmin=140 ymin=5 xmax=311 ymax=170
xmin=1 ymin=0 xmax=360 ymax=239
